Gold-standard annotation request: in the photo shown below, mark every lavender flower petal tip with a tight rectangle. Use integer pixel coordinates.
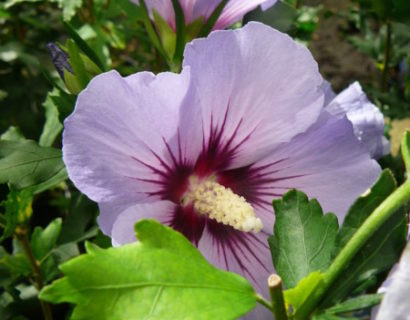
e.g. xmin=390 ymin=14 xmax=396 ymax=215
xmin=325 ymin=81 xmax=390 ymax=159
xmin=63 ymin=22 xmax=381 ymax=318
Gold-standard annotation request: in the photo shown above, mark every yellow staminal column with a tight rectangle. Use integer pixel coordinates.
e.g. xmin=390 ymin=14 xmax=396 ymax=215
xmin=183 ymin=177 xmax=263 ymax=233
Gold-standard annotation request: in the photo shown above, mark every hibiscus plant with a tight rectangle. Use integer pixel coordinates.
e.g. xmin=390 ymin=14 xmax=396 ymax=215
xmin=1 ymin=1 xmax=409 ymax=320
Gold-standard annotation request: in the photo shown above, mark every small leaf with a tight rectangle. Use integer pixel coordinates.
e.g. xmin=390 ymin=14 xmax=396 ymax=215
xmin=284 ymin=271 xmax=324 ymax=311
xmin=269 ymin=190 xmax=339 ymax=288
xmin=153 ymin=10 xmax=176 ymax=58
xmin=40 ymin=220 xmax=257 ymax=320
xmin=31 ymin=218 xmax=62 ymax=260
xmin=63 ymin=22 xmax=106 ymax=72
xmin=58 ymin=0 xmax=83 ymax=22
xmin=39 ymin=90 xmax=63 ymax=147
xmin=0 ymin=127 xmax=24 ymax=142
xmin=66 ymin=39 xmax=90 ymax=89
xmin=401 ymin=131 xmax=410 ymax=176
xmin=323 ymin=294 xmax=383 ymax=315
xmin=0 ymin=140 xmax=66 ymax=190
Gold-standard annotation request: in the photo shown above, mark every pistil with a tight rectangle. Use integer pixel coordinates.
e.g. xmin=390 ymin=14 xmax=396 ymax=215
xmin=183 ymin=177 xmax=263 ymax=233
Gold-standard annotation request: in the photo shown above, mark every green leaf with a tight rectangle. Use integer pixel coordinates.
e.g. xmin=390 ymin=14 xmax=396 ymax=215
xmin=153 ymin=10 xmax=176 ymax=58
xmin=39 ymin=90 xmax=63 ymax=147
xmin=0 ymin=190 xmax=33 ymax=242
xmin=321 ymin=171 xmax=407 ymax=306
xmin=63 ymin=22 xmax=106 ymax=72
xmin=58 ymin=0 xmax=83 ymax=22
xmin=0 ymin=127 xmax=24 ymax=142
xmin=401 ymin=131 xmax=410 ymax=176
xmin=323 ymin=294 xmax=383 ymax=315
xmin=66 ymin=39 xmax=90 ymax=90
xmin=40 ymin=220 xmax=257 ymax=320
xmin=334 ymin=170 xmax=397 ymax=253
xmin=284 ymin=271 xmax=324 ymax=311
xmin=269 ymin=190 xmax=339 ymax=289
xmin=0 ymin=140 xmax=66 ymax=190
xmin=58 ymin=193 xmax=98 ymax=244
xmin=31 ymin=218 xmax=62 ymax=260
xmin=0 ymin=247 xmax=31 ymax=277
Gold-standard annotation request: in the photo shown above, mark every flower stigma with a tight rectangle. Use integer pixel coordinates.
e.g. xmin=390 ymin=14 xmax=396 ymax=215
xmin=182 ymin=176 xmax=263 ymax=233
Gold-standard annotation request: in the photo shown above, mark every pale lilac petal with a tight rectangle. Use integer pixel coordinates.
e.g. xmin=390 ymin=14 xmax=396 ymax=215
xmin=198 ymin=224 xmax=272 ymax=293
xmin=111 ymin=201 xmax=176 ymax=246
xmin=261 ymin=0 xmax=278 ymax=11
xmin=63 ymin=69 xmax=201 ymax=204
xmin=214 ymin=0 xmax=278 ymax=29
xmin=249 ymin=112 xmax=381 ymax=222
xmin=98 ymin=201 xmax=130 ymax=237
xmin=183 ymin=22 xmax=324 ymax=169
xmin=326 ymin=82 xmax=390 ymax=159
xmin=375 ymin=242 xmax=410 ymax=320
xmin=320 ymin=80 xmax=336 ymax=105
xmin=198 ymin=224 xmax=273 ymax=319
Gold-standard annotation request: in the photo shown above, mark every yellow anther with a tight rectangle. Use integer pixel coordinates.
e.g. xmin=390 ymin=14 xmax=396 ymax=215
xmin=183 ymin=177 xmax=263 ymax=233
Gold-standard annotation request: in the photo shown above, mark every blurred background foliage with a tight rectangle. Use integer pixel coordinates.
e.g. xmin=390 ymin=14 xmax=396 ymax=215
xmin=0 ymin=0 xmax=409 ymax=319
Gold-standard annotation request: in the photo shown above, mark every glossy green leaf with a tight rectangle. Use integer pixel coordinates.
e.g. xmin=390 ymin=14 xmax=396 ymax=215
xmin=40 ymin=220 xmax=258 ymax=320
xmin=269 ymin=190 xmax=339 ymax=288
xmin=0 ymin=140 xmax=66 ymax=190
xmin=284 ymin=271 xmax=324 ymax=311
xmin=321 ymin=171 xmax=407 ymax=306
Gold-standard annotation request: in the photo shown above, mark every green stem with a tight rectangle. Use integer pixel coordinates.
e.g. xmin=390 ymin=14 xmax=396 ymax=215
xmin=381 ymin=21 xmax=392 ymax=92
xmin=16 ymin=227 xmax=53 ymax=320
xmin=256 ymin=294 xmax=273 ymax=312
xmin=294 ymin=180 xmax=410 ymax=319
xmin=268 ymin=275 xmax=289 ymax=320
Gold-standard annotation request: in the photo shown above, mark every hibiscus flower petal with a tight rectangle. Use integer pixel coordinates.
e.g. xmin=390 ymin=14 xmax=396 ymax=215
xmin=326 ymin=81 xmax=390 ymax=159
xmin=198 ymin=221 xmax=273 ymax=319
xmin=110 ymin=200 xmax=177 ymax=246
xmin=243 ymin=112 xmax=381 ymax=222
xmin=63 ymin=69 xmax=201 ymax=204
xmin=183 ymin=22 xmax=324 ymax=169
xmin=214 ymin=0 xmax=278 ymax=29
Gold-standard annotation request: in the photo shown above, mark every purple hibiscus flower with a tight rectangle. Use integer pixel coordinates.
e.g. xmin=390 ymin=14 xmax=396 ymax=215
xmin=133 ymin=0 xmax=277 ymax=30
xmin=63 ymin=22 xmax=381 ymax=316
